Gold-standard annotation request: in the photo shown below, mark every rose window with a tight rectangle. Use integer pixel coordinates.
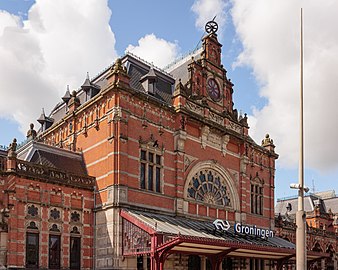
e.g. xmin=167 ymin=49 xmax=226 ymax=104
xmin=187 ymin=170 xmax=231 ymax=206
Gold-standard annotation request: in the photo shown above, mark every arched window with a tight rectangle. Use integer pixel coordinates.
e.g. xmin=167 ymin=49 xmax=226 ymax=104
xmin=184 ymin=161 xmax=240 ymax=211
xmin=26 ymin=221 xmax=39 ymax=269
xmin=70 ymin=226 xmax=81 ymax=269
xmin=187 ymin=170 xmax=231 ymax=206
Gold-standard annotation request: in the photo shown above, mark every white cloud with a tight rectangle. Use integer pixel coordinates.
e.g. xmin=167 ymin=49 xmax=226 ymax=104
xmin=125 ymin=34 xmax=180 ymax=68
xmin=191 ymin=0 xmax=228 ymax=33
xmin=231 ymin=0 xmax=338 ymax=171
xmin=0 ymin=0 xmax=117 ymax=133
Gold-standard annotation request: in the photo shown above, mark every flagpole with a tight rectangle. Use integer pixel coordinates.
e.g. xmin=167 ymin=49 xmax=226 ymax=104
xmin=296 ymin=7 xmax=307 ymax=270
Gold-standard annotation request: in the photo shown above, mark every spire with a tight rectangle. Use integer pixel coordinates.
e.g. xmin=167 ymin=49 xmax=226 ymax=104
xmin=81 ymin=72 xmax=92 ymax=88
xmin=62 ymin=85 xmax=71 ymax=103
xmin=81 ymin=72 xmax=100 ymax=100
xmin=37 ymin=108 xmax=46 ymax=125
xmin=37 ymin=108 xmax=54 ymax=131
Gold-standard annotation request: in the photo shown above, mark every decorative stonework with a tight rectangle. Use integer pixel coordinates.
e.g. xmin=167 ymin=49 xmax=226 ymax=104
xmin=27 ymin=205 xmax=38 ymax=217
xmin=227 ymin=121 xmax=242 ymax=133
xmin=50 ymin=223 xmax=60 ymax=232
xmin=110 ymin=106 xmax=122 ymax=122
xmin=71 ymin=211 xmax=80 ymax=223
xmin=184 ymin=155 xmax=197 ymax=172
xmin=174 ymin=130 xmax=187 ymax=152
xmin=50 ymin=208 xmax=61 ymax=220
xmin=186 ymin=101 xmax=204 ymax=115
xmin=27 ymin=221 xmax=39 ymax=230
xmin=209 ymin=111 xmax=223 ymax=125
xmin=221 ymin=135 xmax=230 ymax=156
xmin=200 ymin=125 xmax=210 ymax=149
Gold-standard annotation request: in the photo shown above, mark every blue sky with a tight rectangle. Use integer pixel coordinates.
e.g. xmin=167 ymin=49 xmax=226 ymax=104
xmin=1 ymin=0 xmax=337 ymax=200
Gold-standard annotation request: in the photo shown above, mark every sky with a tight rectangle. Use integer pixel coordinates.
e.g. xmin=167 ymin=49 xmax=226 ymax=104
xmin=0 ymin=0 xmax=338 ymax=201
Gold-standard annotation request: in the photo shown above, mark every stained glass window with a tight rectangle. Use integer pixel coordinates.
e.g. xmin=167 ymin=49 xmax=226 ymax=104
xmin=187 ymin=170 xmax=231 ymax=206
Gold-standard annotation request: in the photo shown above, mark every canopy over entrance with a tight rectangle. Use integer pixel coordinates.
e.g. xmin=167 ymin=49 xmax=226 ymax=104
xmin=121 ymin=210 xmax=328 ymax=270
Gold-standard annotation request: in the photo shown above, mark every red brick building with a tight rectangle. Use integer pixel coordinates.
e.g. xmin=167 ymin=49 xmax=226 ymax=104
xmin=0 ymin=23 xmax=327 ymax=269
xmin=275 ymin=192 xmax=338 ymax=269
xmin=0 ymin=140 xmax=94 ymax=269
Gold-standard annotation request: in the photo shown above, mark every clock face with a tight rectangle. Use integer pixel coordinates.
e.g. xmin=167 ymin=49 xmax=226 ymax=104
xmin=207 ymin=79 xmax=220 ymax=101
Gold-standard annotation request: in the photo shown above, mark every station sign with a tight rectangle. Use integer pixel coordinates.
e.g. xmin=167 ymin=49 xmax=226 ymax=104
xmin=213 ymin=219 xmax=274 ymax=239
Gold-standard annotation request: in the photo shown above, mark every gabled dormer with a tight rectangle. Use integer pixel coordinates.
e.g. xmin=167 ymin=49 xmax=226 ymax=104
xmin=62 ymin=85 xmax=71 ymax=104
xmin=140 ymin=66 xmax=157 ymax=95
xmin=81 ymin=72 xmax=100 ymax=101
xmin=37 ymin=108 xmax=54 ymax=132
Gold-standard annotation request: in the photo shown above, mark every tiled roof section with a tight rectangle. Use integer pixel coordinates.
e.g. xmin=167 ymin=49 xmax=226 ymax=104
xmin=124 ymin=210 xmax=295 ymax=250
xmin=30 ymin=150 xmax=87 ymax=176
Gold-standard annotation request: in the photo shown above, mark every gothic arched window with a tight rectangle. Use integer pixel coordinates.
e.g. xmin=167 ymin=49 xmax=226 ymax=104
xmin=187 ymin=170 xmax=231 ymax=206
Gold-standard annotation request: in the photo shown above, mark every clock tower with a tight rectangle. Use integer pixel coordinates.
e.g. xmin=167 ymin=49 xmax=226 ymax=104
xmin=181 ymin=20 xmax=234 ymax=115
xmin=170 ymin=20 xmax=248 ymax=137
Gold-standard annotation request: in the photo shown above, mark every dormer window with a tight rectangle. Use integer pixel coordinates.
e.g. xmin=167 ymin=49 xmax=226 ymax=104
xmin=81 ymin=72 xmax=100 ymax=101
xmin=140 ymin=67 xmax=157 ymax=95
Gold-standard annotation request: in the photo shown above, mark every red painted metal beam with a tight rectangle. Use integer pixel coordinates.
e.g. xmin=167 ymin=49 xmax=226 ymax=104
xmin=120 ymin=209 xmax=156 ymax=235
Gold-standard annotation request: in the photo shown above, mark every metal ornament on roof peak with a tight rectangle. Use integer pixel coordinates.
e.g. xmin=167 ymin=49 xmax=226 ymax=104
xmin=205 ymin=20 xmax=218 ymax=34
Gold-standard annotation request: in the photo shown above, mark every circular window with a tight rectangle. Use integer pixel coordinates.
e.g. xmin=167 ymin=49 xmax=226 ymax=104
xmin=207 ymin=78 xmax=221 ymax=101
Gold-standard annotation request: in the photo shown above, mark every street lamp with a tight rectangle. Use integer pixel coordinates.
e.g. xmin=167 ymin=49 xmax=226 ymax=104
xmin=290 ymin=184 xmax=309 ymax=194
xmin=294 ymin=8 xmax=307 ymax=270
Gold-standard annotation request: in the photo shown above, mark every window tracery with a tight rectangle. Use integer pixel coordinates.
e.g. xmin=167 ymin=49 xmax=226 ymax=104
xmin=187 ymin=170 xmax=231 ymax=206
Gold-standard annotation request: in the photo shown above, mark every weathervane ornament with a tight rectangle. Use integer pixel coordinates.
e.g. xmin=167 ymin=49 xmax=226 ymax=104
xmin=205 ymin=17 xmax=218 ymax=34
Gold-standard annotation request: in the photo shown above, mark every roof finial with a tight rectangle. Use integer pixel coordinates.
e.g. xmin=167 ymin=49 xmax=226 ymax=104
xmin=205 ymin=17 xmax=218 ymax=34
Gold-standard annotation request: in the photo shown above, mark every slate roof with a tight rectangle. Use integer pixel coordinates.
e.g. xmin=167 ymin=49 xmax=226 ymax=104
xmin=166 ymin=47 xmax=203 ymax=87
xmin=41 ymin=53 xmax=176 ymax=134
xmin=17 ymin=140 xmax=88 ymax=176
xmin=275 ymin=191 xmax=338 ymax=216
xmin=124 ymin=53 xmax=175 ymax=104
xmin=30 ymin=150 xmax=87 ymax=176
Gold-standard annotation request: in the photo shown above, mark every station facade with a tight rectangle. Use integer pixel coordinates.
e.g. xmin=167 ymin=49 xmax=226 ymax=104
xmin=0 ymin=24 xmax=328 ymax=269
